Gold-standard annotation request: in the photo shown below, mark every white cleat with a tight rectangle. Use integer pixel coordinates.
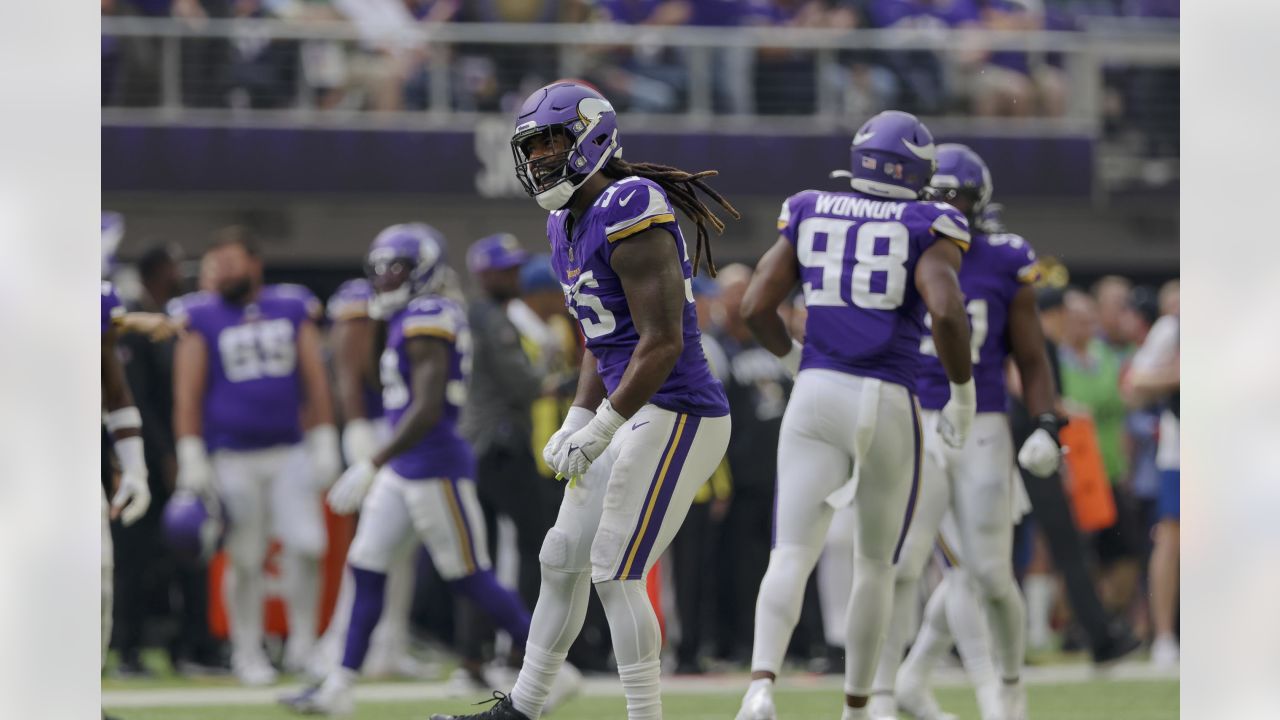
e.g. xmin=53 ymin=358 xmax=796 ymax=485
xmin=233 ymin=652 xmax=279 ymax=687
xmin=1150 ymin=635 xmax=1179 ymax=670
xmin=1001 ymin=680 xmax=1028 ymax=720
xmin=868 ymin=691 xmax=900 ymax=719
xmin=735 ymin=680 xmax=778 ymax=720
xmin=896 ymin=677 xmax=957 ymax=720
xmin=544 ymin=662 xmax=584 ymax=715
xmin=280 ymin=680 xmax=355 ymax=716
xmin=975 ymin=681 xmax=1004 ymax=720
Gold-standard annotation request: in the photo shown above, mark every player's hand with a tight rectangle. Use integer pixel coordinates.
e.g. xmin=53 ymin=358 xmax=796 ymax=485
xmin=542 ymin=406 xmax=595 ymax=470
xmin=553 ymin=399 xmax=625 ymax=484
xmin=937 ymin=379 xmax=977 ymax=449
xmin=778 ymin=339 xmax=803 ymax=378
xmin=1018 ymin=414 xmax=1066 ymax=478
xmin=306 ymin=424 xmax=343 ymax=490
xmin=110 ymin=436 xmax=151 ymax=526
xmin=328 ymin=460 xmax=377 ymax=515
xmin=176 ymin=436 xmax=215 ymax=497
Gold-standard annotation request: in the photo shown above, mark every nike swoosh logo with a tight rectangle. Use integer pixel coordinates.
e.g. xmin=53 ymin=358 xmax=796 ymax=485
xmin=853 ymin=131 xmax=875 ymax=145
xmin=568 ymin=445 xmax=580 ymax=455
xmin=619 ymin=189 xmax=638 ymax=207
xmin=631 ymin=420 xmax=650 ymax=431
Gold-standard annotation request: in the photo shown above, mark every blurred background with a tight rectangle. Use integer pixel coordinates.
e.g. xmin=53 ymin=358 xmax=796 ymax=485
xmin=99 ymin=0 xmax=1180 ymax=706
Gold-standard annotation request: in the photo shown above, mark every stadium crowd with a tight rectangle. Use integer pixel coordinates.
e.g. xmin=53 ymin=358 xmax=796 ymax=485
xmin=102 ymin=219 xmax=1179 ymax=685
xmin=102 ymin=1 xmax=1178 ymax=155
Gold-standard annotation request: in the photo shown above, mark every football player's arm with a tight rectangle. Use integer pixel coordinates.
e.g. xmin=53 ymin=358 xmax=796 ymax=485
xmin=298 ymin=320 xmax=335 ymax=429
xmin=1008 ymin=285 xmax=1057 ymax=418
xmin=915 ymin=241 xmax=972 ymax=384
xmin=103 ymin=328 xmax=139 ymax=432
xmin=172 ymin=330 xmax=208 ymax=441
xmin=570 ymin=349 xmax=608 ymax=411
xmin=370 ymin=337 xmax=449 ymax=468
xmin=104 ymin=326 xmax=152 ymax=522
xmin=608 ymin=227 xmax=687 ymax=418
xmin=332 ymin=318 xmax=374 ymax=421
xmin=741 ymin=236 xmax=800 ymax=357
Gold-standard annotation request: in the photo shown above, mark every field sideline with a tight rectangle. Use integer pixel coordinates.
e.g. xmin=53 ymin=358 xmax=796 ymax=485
xmin=104 ymin=662 xmax=1178 ymax=719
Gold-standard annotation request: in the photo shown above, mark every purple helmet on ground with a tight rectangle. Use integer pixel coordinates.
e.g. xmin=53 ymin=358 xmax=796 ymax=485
xmin=928 ymin=143 xmax=994 ymax=222
xmin=467 ymin=233 xmax=529 ymax=275
xmin=832 ymin=110 xmax=937 ymax=200
xmin=365 ymin=223 xmax=446 ymax=319
xmin=163 ymin=491 xmax=225 ymax=562
xmin=511 ymin=80 xmax=621 ymax=211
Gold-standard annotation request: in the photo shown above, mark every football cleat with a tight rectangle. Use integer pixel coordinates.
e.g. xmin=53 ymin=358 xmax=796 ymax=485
xmin=430 ymin=692 xmax=530 ymax=720
xmin=279 ymin=680 xmax=354 ymax=717
xmin=896 ymin=676 xmax=957 ymax=720
xmin=867 ymin=690 xmax=899 ymax=719
xmin=735 ymin=680 xmax=778 ymax=720
xmin=1001 ymin=680 xmax=1028 ymax=720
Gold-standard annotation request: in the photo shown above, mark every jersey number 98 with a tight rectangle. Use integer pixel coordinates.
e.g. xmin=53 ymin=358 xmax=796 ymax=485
xmin=796 ymin=218 xmax=910 ymax=310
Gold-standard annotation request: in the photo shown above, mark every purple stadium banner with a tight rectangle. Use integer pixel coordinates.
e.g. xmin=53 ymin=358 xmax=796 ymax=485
xmin=102 ymin=124 xmax=1093 ymax=197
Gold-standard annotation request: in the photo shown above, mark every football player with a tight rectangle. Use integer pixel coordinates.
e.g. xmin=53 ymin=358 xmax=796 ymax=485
xmin=735 ymin=111 xmax=975 ymax=720
xmin=306 ymin=274 xmax=425 ymax=682
xmin=430 ymin=80 xmax=737 ymax=720
xmin=868 ymin=145 xmax=1062 ymax=720
xmin=170 ymin=228 xmax=342 ymax=685
xmin=286 ymin=225 xmax=546 ymax=716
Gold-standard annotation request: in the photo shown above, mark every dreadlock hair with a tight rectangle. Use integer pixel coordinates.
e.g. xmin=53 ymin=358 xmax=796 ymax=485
xmin=601 ymin=157 xmax=740 ymax=277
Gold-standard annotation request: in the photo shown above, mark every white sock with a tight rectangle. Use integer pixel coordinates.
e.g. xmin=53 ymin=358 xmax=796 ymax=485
xmin=282 ymin=552 xmax=320 ymax=664
xmin=944 ymin=572 xmax=1000 ymax=697
xmin=898 ymin=577 xmax=953 ymax=689
xmin=841 ymin=705 xmax=870 ymax=720
xmin=844 ymin=554 xmax=897 ymax=698
xmin=511 ymin=565 xmax=591 ymax=719
xmin=227 ymin=562 xmax=266 ymax=664
xmin=751 ymin=545 xmax=823 ymax=674
xmin=323 ymin=666 xmax=356 ymax=692
xmin=617 ymin=660 xmax=662 ymax=720
xmin=872 ymin=574 xmax=920 ymax=695
xmin=1023 ymin=574 xmax=1055 ymax=649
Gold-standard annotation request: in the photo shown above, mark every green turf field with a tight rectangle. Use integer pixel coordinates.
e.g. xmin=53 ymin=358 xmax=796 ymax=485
xmin=105 ymin=679 xmax=1178 ymax=719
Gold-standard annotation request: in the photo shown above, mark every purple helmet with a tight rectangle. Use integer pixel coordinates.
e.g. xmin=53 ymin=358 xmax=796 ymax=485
xmin=365 ymin=223 xmax=446 ymax=319
xmin=832 ymin=110 xmax=937 ymax=200
xmin=928 ymin=143 xmax=994 ymax=221
xmin=511 ymin=81 xmax=621 ymax=211
xmin=102 ymin=211 xmax=124 ymax=279
xmin=162 ymin=491 xmax=225 ymax=562
xmin=467 ymin=233 xmax=529 ymax=275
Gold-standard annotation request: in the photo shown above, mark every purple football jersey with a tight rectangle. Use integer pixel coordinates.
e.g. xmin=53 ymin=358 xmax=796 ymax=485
xmin=327 ymin=278 xmax=384 ymax=419
xmin=102 ymin=281 xmax=124 ymax=335
xmin=546 ymin=176 xmax=729 ymax=418
xmin=916 ymin=232 xmax=1040 ymax=412
xmin=170 ymin=286 xmax=314 ymax=452
xmin=779 ymin=189 xmax=971 ymax=389
xmin=381 ymin=295 xmax=475 ymax=480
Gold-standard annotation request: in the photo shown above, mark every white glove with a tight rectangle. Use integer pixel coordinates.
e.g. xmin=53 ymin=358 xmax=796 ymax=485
xmin=554 ymin=398 xmax=626 ymax=483
xmin=542 ymin=406 xmax=595 ymax=469
xmin=778 ymin=339 xmax=803 ymax=378
xmin=328 ymin=460 xmax=377 ymax=515
xmin=177 ymin=436 xmax=215 ymax=497
xmin=342 ymin=418 xmax=379 ymax=466
xmin=937 ymin=379 xmax=977 ymax=449
xmin=110 ymin=435 xmax=151 ymax=526
xmin=306 ymin=424 xmax=343 ymax=489
xmin=1018 ymin=428 xmax=1062 ymax=478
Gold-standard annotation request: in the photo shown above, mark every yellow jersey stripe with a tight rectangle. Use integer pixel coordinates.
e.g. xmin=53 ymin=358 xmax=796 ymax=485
xmin=607 ymin=213 xmax=677 ymax=243
xmin=404 ymin=326 xmax=456 ymax=341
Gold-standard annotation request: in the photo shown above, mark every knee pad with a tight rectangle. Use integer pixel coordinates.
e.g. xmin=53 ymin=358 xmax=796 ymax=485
xmin=967 ymin=559 xmax=1016 ymax=601
xmin=589 ymin=528 xmax=628 ymax=581
xmin=539 ymin=527 xmax=587 ymax=574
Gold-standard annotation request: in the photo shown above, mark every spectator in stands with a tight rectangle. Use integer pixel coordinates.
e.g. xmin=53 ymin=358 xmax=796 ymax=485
xmin=580 ymin=1 xmax=693 ymax=113
xmin=333 ymin=0 xmax=458 ymax=111
xmin=1117 ymin=285 xmax=1159 ymax=631
xmin=863 ymin=0 xmax=985 ymax=115
xmin=1059 ymin=288 xmax=1140 ymax=622
xmin=751 ymin=1 xmax=860 ymax=116
xmin=973 ymin=0 xmax=1071 ymax=117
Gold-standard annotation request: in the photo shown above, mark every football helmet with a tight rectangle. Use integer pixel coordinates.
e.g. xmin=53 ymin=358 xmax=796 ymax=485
xmin=365 ymin=223 xmax=446 ymax=319
xmin=927 ymin=143 xmax=994 ymax=224
xmin=511 ymin=81 xmax=621 ymax=211
xmin=832 ymin=110 xmax=937 ymax=200
xmin=162 ymin=490 xmax=225 ymax=562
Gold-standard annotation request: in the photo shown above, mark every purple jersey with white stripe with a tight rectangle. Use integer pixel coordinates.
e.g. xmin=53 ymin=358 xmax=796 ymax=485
xmin=381 ymin=295 xmax=475 ymax=480
xmin=547 ymin=176 xmax=729 ymax=418
xmin=916 ymin=232 xmax=1040 ymax=412
xmin=779 ymin=189 xmax=971 ymax=389
xmin=169 ymin=285 xmax=315 ymax=452
xmin=328 ymin=278 xmax=384 ymax=419
xmin=102 ymin=281 xmax=124 ymax=335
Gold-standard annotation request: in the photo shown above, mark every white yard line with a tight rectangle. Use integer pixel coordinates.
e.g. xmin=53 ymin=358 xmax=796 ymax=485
xmin=103 ymin=663 xmax=1178 ymax=709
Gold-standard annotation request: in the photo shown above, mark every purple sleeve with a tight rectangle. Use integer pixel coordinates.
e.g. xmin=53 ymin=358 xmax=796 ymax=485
xmin=599 ymin=179 xmax=680 ymax=259
xmin=327 ymin=279 xmax=374 ymax=322
xmin=910 ymin=201 xmax=972 ymax=255
xmin=777 ymin=190 xmax=817 ymax=246
xmin=101 ymin=282 xmax=124 ymax=335
xmin=990 ymin=233 xmax=1040 ymax=289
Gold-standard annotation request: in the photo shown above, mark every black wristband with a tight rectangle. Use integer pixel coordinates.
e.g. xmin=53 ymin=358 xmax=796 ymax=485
xmin=1036 ymin=413 xmax=1066 ymax=445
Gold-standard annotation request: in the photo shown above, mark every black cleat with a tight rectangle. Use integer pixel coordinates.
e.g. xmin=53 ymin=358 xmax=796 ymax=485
xmin=430 ymin=691 xmax=531 ymax=720
xmin=1092 ymin=624 xmax=1143 ymax=666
